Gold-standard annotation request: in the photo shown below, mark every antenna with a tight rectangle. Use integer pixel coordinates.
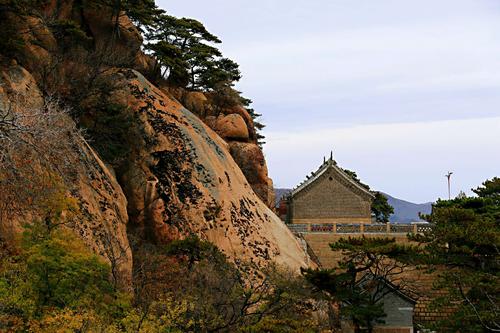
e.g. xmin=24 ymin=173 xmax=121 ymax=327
xmin=445 ymin=171 xmax=453 ymax=200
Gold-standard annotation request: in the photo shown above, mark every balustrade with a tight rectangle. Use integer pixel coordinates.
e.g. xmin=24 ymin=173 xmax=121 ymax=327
xmin=287 ymin=222 xmax=433 ymax=235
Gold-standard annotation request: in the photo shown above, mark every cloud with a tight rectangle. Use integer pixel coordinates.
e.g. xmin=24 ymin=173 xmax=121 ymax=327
xmin=264 ymin=117 xmax=500 ymax=203
xmin=158 ymin=0 xmax=500 ymax=202
xmin=233 ymin=17 xmax=500 ymax=100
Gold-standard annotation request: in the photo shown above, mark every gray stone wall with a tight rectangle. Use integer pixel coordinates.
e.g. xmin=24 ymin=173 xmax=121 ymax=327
xmin=291 ymin=167 xmax=371 ymax=221
xmin=380 ymin=290 xmax=414 ymax=328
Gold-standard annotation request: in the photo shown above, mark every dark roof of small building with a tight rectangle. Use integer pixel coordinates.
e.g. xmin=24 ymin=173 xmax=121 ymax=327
xmin=291 ymin=156 xmax=375 ymax=199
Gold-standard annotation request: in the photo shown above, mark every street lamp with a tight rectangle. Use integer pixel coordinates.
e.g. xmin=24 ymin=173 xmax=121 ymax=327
xmin=445 ymin=171 xmax=453 ymax=200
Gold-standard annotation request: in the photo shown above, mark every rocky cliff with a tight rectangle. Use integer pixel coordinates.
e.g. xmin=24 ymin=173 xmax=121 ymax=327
xmin=0 ymin=64 xmax=133 ymax=289
xmin=0 ymin=1 xmax=308 ymax=289
xmin=169 ymin=89 xmax=276 ymax=208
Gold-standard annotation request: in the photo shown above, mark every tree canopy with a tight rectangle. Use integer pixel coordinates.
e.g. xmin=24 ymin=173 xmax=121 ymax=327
xmin=371 ymin=192 xmax=394 ymax=223
xmin=144 ymin=14 xmax=240 ymax=91
xmin=303 ymin=237 xmax=417 ymax=332
xmin=341 ymin=168 xmax=394 ymax=222
xmin=407 ymin=177 xmax=500 ymax=332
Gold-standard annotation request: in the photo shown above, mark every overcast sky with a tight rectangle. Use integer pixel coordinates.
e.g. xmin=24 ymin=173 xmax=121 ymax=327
xmin=158 ymin=0 xmax=500 ymax=203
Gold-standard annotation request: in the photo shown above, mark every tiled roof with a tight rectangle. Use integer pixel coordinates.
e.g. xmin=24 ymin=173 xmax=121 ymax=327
xmin=291 ymin=157 xmax=374 ymax=199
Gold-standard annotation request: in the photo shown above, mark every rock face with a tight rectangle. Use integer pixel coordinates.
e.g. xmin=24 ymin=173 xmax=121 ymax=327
xmin=215 ymin=114 xmax=250 ymax=140
xmin=0 ymin=64 xmax=133 ymax=290
xmin=0 ymin=2 xmax=310 ymax=288
xmin=111 ymin=69 xmax=307 ymax=270
xmin=72 ymin=139 xmax=133 ymax=289
xmin=173 ymin=91 xmax=276 ymax=208
xmin=229 ymin=142 xmax=276 ymax=208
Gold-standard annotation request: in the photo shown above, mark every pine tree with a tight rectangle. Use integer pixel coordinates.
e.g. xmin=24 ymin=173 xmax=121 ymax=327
xmin=303 ymin=237 xmax=417 ymax=332
xmin=409 ymin=177 xmax=500 ymax=332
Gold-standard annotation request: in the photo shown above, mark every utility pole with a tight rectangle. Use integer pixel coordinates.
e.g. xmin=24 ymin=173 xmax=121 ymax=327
xmin=445 ymin=171 xmax=453 ymax=200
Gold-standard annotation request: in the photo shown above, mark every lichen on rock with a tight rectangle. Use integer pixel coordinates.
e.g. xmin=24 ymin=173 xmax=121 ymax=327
xmin=107 ymin=69 xmax=308 ymax=271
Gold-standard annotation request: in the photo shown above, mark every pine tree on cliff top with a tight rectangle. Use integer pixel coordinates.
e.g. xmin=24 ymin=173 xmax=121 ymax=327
xmin=144 ymin=13 xmax=241 ymax=91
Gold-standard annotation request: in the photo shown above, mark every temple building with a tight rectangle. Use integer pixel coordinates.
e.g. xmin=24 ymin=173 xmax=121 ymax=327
xmin=284 ymin=153 xmax=374 ymax=224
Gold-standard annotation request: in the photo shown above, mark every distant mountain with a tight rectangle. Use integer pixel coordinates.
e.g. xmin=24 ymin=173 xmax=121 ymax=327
xmin=274 ymin=188 xmax=292 ymax=206
xmin=382 ymin=193 xmax=432 ymax=223
xmin=274 ymin=188 xmax=432 ymax=224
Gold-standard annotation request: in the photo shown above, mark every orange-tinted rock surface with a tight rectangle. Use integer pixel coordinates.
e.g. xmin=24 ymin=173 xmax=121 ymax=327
xmin=215 ymin=114 xmax=250 ymax=140
xmin=229 ymin=142 xmax=276 ymax=208
xmin=169 ymin=90 xmax=275 ymax=207
xmin=0 ymin=3 xmax=309 ymax=286
xmin=0 ymin=64 xmax=133 ymax=290
xmin=109 ymin=69 xmax=307 ymax=270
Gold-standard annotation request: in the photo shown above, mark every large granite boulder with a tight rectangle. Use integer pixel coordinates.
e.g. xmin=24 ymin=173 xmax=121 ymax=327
xmin=215 ymin=114 xmax=250 ymax=141
xmin=229 ymin=142 xmax=276 ymax=208
xmin=108 ymin=69 xmax=308 ymax=270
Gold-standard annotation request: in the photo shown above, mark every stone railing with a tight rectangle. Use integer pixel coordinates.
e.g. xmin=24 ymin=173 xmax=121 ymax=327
xmin=287 ymin=223 xmax=433 ymax=235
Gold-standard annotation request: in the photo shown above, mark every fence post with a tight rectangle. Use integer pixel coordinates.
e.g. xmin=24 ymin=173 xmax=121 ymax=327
xmin=333 ymin=223 xmax=337 ymax=234
xmin=360 ymin=223 xmax=364 ymax=234
xmin=307 ymin=224 xmax=312 ymax=233
xmin=413 ymin=223 xmax=418 ymax=234
xmin=386 ymin=223 xmax=391 ymax=234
